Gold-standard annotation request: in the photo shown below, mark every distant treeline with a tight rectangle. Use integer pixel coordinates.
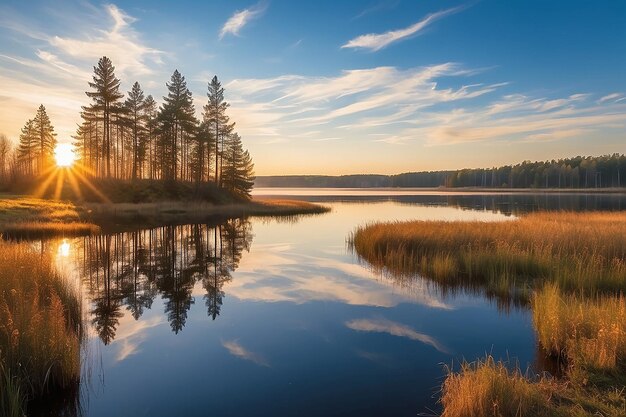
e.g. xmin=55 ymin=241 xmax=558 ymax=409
xmin=256 ymin=154 xmax=626 ymax=188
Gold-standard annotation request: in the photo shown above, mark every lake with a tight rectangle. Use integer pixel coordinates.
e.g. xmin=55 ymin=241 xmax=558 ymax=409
xmin=39 ymin=189 xmax=626 ymax=416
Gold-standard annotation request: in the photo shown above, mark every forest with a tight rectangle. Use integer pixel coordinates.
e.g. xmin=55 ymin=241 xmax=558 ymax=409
xmin=0 ymin=56 xmax=255 ymax=199
xmin=255 ymin=154 xmax=626 ymax=189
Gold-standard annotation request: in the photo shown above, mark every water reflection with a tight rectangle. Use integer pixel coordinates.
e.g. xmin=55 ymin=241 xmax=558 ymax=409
xmin=36 ymin=196 xmax=569 ymax=417
xmin=255 ymin=188 xmax=626 ymax=214
xmin=76 ymin=219 xmax=252 ymax=343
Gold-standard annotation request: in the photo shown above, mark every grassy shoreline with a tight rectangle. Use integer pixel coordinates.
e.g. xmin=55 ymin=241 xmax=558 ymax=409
xmin=351 ymin=212 xmax=626 ymax=416
xmin=0 ymin=241 xmax=82 ymax=416
xmin=0 ymin=194 xmax=329 ymax=238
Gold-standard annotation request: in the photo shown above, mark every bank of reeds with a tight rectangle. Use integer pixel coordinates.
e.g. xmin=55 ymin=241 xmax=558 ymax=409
xmin=351 ymin=212 xmax=626 ymax=416
xmin=532 ymin=285 xmax=626 ymax=378
xmin=0 ymin=241 xmax=82 ymax=416
xmin=351 ymin=212 xmax=626 ymax=296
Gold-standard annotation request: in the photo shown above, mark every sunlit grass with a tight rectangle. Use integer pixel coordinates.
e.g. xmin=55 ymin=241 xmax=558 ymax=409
xmin=351 ymin=212 xmax=626 ymax=416
xmin=533 ymin=285 xmax=626 ymax=376
xmin=0 ymin=241 xmax=82 ymax=416
xmin=440 ymin=356 xmax=557 ymax=417
xmin=0 ymin=194 xmax=99 ymax=238
xmin=350 ymin=211 xmax=626 ymax=296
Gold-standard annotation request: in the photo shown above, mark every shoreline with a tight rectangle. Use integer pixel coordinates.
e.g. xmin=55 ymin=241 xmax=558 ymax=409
xmin=253 ymin=186 xmax=626 ymax=195
xmin=0 ymin=195 xmax=330 ymax=238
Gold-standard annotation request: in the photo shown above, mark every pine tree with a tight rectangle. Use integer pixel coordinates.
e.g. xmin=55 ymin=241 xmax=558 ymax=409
xmin=86 ymin=56 xmax=124 ymax=178
xmin=222 ymin=133 xmax=255 ymax=198
xmin=0 ymin=134 xmax=11 ymax=183
xmin=143 ymin=95 xmax=158 ymax=180
xmin=204 ymin=76 xmax=234 ymax=185
xmin=125 ymin=82 xmax=147 ymax=180
xmin=192 ymin=121 xmax=213 ymax=184
xmin=159 ymin=70 xmax=196 ymax=181
xmin=32 ymin=105 xmax=57 ymax=173
xmin=18 ymin=119 xmax=37 ymax=175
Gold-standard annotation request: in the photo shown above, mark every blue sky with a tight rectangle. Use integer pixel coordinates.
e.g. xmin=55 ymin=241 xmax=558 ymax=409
xmin=0 ymin=0 xmax=625 ymax=174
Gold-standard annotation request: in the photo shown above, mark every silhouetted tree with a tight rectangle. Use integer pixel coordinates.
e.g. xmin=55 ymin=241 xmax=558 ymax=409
xmin=86 ymin=56 xmax=124 ymax=178
xmin=204 ymin=76 xmax=234 ymax=185
xmin=32 ymin=105 xmax=57 ymax=174
xmin=17 ymin=119 xmax=37 ymax=175
xmin=222 ymin=133 xmax=255 ymax=198
xmin=125 ymin=82 xmax=147 ymax=180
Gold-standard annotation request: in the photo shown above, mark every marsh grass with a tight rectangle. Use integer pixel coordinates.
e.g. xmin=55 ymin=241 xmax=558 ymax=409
xmin=0 ymin=195 xmax=98 ymax=239
xmin=440 ymin=356 xmax=557 ymax=417
xmin=351 ymin=212 xmax=626 ymax=296
xmin=351 ymin=212 xmax=626 ymax=416
xmin=0 ymin=241 xmax=82 ymax=416
xmin=441 ymin=355 xmax=625 ymax=417
xmin=533 ymin=285 xmax=626 ymax=377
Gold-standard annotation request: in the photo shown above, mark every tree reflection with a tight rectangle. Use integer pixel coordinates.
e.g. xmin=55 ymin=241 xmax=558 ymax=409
xmin=77 ymin=219 xmax=253 ymax=343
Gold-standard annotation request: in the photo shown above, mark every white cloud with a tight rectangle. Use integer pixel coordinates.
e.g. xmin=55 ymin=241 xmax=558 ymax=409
xmin=0 ymin=4 xmax=165 ymax=142
xmin=599 ymin=93 xmax=623 ymax=103
xmin=226 ymin=66 xmax=626 ymax=149
xmin=48 ymin=4 xmax=163 ymax=77
xmin=342 ymin=6 xmax=463 ymax=51
xmin=345 ymin=318 xmax=449 ymax=353
xmin=219 ymin=2 xmax=267 ymax=39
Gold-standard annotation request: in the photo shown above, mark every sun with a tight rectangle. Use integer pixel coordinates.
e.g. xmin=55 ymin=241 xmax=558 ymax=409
xmin=54 ymin=143 xmax=76 ymax=167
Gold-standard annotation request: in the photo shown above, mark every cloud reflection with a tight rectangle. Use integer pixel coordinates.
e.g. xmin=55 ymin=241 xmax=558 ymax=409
xmin=222 ymin=340 xmax=269 ymax=367
xmin=111 ymin=315 xmax=164 ymax=362
xmin=227 ymin=243 xmax=452 ymax=310
xmin=346 ymin=318 xmax=449 ymax=353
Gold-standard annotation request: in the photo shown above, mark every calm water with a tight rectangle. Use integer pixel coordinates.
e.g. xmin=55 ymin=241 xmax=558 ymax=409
xmin=42 ymin=189 xmax=626 ymax=416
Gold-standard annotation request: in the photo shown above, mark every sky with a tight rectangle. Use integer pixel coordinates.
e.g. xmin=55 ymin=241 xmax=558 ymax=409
xmin=0 ymin=0 xmax=625 ymax=175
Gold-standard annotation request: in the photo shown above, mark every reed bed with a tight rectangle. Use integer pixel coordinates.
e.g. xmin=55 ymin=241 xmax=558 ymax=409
xmin=533 ymin=285 xmax=626 ymax=375
xmin=351 ymin=211 xmax=626 ymax=296
xmin=440 ymin=355 xmax=625 ymax=417
xmin=440 ymin=356 xmax=558 ymax=417
xmin=0 ymin=241 xmax=82 ymax=416
xmin=351 ymin=212 xmax=626 ymax=416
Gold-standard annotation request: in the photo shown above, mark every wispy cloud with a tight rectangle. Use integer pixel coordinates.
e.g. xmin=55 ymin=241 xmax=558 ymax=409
xmin=0 ymin=3 xmax=165 ymax=142
xmin=351 ymin=0 xmax=400 ymax=21
xmin=220 ymin=2 xmax=267 ymax=39
xmin=222 ymin=340 xmax=269 ymax=367
xmin=345 ymin=318 xmax=449 ymax=353
xmin=48 ymin=4 xmax=163 ymax=77
xmin=599 ymin=92 xmax=624 ymax=103
xmin=342 ymin=6 xmax=464 ymax=51
xmin=226 ymin=65 xmax=626 ymax=150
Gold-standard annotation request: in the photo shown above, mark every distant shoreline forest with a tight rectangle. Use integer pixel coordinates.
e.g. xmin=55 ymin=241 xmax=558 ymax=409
xmin=255 ymin=154 xmax=626 ymax=189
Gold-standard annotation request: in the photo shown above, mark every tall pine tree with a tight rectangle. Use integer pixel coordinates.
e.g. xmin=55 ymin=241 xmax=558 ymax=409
xmin=18 ymin=119 xmax=37 ymax=175
xmin=86 ymin=56 xmax=124 ymax=178
xmin=125 ymin=82 xmax=147 ymax=180
xmin=159 ymin=70 xmax=196 ymax=181
xmin=32 ymin=105 xmax=56 ymax=173
xmin=204 ymin=76 xmax=234 ymax=186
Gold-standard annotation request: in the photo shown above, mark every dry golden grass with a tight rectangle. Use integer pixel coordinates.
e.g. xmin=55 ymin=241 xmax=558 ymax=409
xmin=441 ymin=356 xmax=557 ymax=417
xmin=0 ymin=194 xmax=98 ymax=238
xmin=351 ymin=211 xmax=626 ymax=295
xmin=351 ymin=212 xmax=626 ymax=416
xmin=0 ymin=241 xmax=82 ymax=416
xmin=533 ymin=285 xmax=626 ymax=373
xmin=441 ymin=355 xmax=625 ymax=417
